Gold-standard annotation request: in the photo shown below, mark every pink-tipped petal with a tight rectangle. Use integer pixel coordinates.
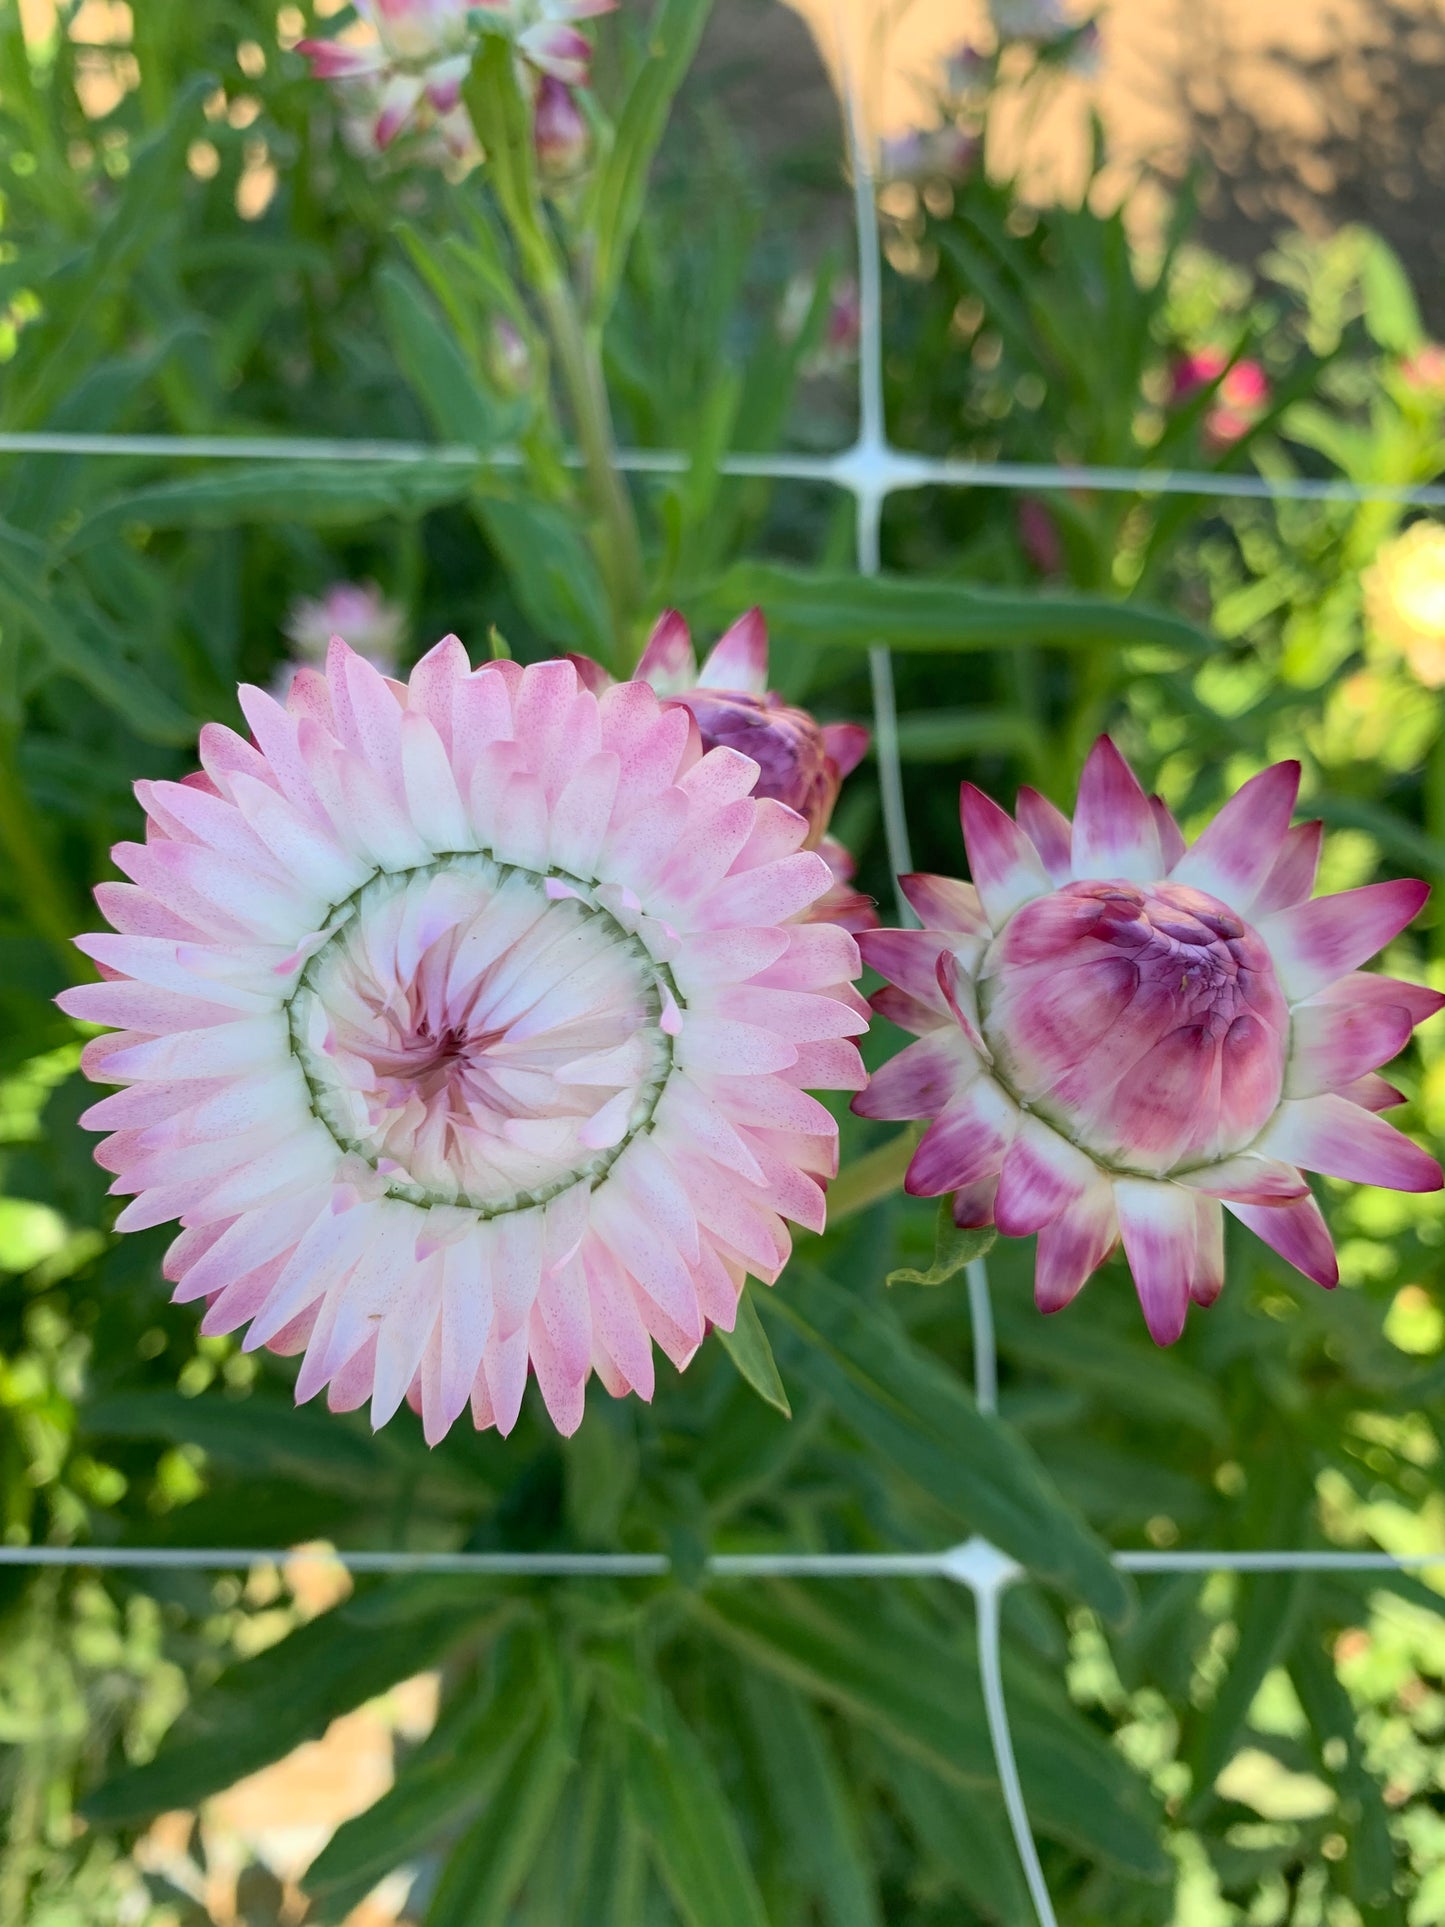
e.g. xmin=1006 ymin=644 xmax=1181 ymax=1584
xmin=898 ymin=873 xmax=990 ymax=936
xmin=1015 ymin=787 xmax=1073 ymax=883
xmin=1258 ymin=879 xmax=1431 ymax=1001
xmin=1114 ymin=1178 xmax=1197 ymax=1345
xmin=994 ymin=1116 xmax=1095 ymax=1236
xmin=1256 ymin=1094 xmax=1442 ymax=1193
xmin=904 ymin=1075 xmax=1018 ymax=1196
xmin=1033 ymin=1182 xmax=1117 ymax=1313
xmin=1175 ymin=1155 xmax=1309 ymax=1204
xmin=698 ymin=607 xmax=769 ymax=694
xmin=1284 ymin=998 xmax=1417 ymax=1099
xmin=1171 ymin=761 xmax=1301 ymax=907
xmin=959 ymin=784 xmax=1053 ymax=929
xmin=822 ymin=722 xmax=870 ymax=778
xmin=1251 ymin=819 xmax=1323 ymax=914
xmin=1150 ymin=796 xmax=1186 ymax=870
xmin=634 ymin=609 xmax=697 ymax=694
xmin=1070 ymin=736 xmax=1163 ymax=883
xmin=1227 ymin=1193 xmax=1339 ymax=1289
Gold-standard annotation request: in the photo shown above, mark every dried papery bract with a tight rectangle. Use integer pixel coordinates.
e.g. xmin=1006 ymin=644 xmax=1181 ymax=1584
xmin=856 ymin=736 xmax=1443 ymax=1343
xmin=62 ymin=643 xmax=866 ymax=1439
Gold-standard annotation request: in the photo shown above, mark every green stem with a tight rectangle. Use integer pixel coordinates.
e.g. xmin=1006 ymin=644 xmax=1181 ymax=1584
xmin=827 ymin=1130 xmax=918 ymax=1224
xmin=535 ymin=271 xmax=645 ymax=660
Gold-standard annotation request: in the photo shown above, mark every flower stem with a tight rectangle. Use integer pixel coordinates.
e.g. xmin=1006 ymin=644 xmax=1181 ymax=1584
xmin=535 ymin=268 xmax=645 ymax=659
xmin=827 ymin=1129 xmax=918 ymax=1223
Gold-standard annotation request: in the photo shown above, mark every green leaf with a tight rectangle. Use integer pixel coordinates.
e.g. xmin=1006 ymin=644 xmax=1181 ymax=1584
xmin=626 ymin=1681 xmax=771 ymax=1927
xmin=84 ymin=1391 xmax=388 ymax=1498
xmin=871 ymin=1742 xmax=1032 ymax=1923
xmin=67 ymin=459 xmax=477 ymax=554
xmin=699 ymin=562 xmax=1213 ymax=658
xmin=377 ymin=262 xmax=518 ymax=449
xmin=1186 ymin=1569 xmax=1313 ymax=1809
xmin=1290 ymin=1636 xmax=1399 ymax=1914
xmin=306 ymin=1628 xmax=543 ymax=1915
xmin=887 ymin=1198 xmax=996 ymax=1288
xmin=474 ymin=490 xmax=612 ymax=654
xmin=694 ymin=1582 xmax=1167 ymax=1879
xmin=761 ymin=1267 xmax=1131 ymax=1622
xmin=83 ymin=1583 xmax=502 ymax=1824
xmin=424 ymin=1700 xmax=575 ymax=1927
xmin=736 ymin=1674 xmax=882 ymax=1927
xmin=0 ymin=520 xmax=195 ymax=743
xmin=1360 ymin=233 xmax=1424 ymax=355
xmin=716 ymin=1286 xmax=791 ymax=1418
xmin=587 ymin=0 xmax=715 ymax=317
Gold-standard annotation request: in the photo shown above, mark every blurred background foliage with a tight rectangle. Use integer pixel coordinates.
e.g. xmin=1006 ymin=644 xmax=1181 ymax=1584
xmin=2 ymin=0 xmax=1445 ymax=1922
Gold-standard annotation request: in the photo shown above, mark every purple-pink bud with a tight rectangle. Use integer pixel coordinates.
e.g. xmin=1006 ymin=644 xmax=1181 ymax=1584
xmin=533 ymin=74 xmax=588 ymax=177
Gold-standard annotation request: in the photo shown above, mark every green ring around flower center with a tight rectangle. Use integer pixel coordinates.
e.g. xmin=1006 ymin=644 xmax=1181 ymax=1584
xmin=283 ymin=851 xmax=682 ymax=1217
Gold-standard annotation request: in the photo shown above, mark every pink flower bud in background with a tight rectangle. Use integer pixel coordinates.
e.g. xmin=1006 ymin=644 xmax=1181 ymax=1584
xmin=471 ymin=0 xmax=617 ymax=85
xmin=533 ymin=74 xmax=588 ymax=176
xmin=298 ymin=0 xmax=473 ymax=148
xmin=857 ymin=736 xmax=1442 ymax=1345
xmin=486 ymin=316 xmax=534 ymax=394
xmin=879 ymin=125 xmax=979 ymax=189
xmin=284 ymin=583 xmax=406 ymax=669
xmin=1169 ymin=349 xmax=1270 ymax=448
xmin=1401 ymin=344 xmax=1445 ymax=397
xmin=1016 ymin=497 xmax=1064 ymax=577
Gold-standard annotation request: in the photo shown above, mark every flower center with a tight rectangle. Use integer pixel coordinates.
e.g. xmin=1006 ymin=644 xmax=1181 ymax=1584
xmin=979 ymin=878 xmax=1289 ymax=1176
xmin=286 ymin=855 xmax=677 ymax=1213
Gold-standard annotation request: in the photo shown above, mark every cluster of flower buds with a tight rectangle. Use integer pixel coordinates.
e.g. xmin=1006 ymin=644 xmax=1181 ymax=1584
xmin=1170 ymin=348 xmax=1271 ymax=449
xmin=298 ymin=0 xmax=611 ymax=160
xmin=989 ymin=0 xmax=1101 ymax=70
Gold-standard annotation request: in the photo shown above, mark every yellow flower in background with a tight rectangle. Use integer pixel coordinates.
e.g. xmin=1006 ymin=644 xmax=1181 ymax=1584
xmin=1363 ymin=521 xmax=1445 ymax=688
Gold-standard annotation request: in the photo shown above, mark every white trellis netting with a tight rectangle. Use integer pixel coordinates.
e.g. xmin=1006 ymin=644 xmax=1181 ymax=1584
xmin=8 ymin=21 xmax=1445 ymax=1923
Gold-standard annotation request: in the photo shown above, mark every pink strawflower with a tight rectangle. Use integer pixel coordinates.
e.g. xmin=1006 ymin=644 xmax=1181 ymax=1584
xmin=1017 ymin=497 xmax=1064 ymax=576
xmin=1170 ymin=349 xmax=1270 ymax=448
xmin=298 ymin=0 xmax=473 ymax=149
xmin=533 ymin=73 xmax=588 ymax=176
xmin=61 ymin=642 xmax=866 ymax=1440
xmin=856 ymin=737 xmax=1443 ymax=1344
xmin=472 ymin=0 xmax=616 ymax=84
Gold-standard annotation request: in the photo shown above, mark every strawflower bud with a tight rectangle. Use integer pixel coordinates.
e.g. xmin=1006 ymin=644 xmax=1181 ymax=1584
xmin=470 ymin=0 xmax=616 ymax=84
xmin=533 ymin=73 xmax=588 ymax=176
xmin=284 ymin=583 xmax=406 ymax=669
xmin=857 ymin=736 xmax=1443 ymax=1344
xmin=298 ymin=0 xmax=473 ymax=149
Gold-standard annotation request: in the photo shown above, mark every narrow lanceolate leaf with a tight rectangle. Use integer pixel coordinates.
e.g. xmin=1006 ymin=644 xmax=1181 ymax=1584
xmin=1290 ymin=1636 xmax=1398 ymax=1913
xmin=693 ymin=1582 xmax=1168 ymax=1880
xmin=626 ymin=1681 xmax=771 ymax=1927
xmin=305 ymin=1631 xmax=544 ymax=1915
xmin=66 ymin=458 xmax=478 ymax=552
xmin=887 ymin=1197 xmax=996 ymax=1287
xmin=587 ymin=0 xmax=715 ymax=314
xmin=0 ymin=521 xmax=195 ymax=744
xmin=700 ymin=562 xmax=1213 ymax=657
xmin=717 ymin=1285 xmax=791 ymax=1417
xmin=1186 ymin=1568 xmax=1313 ymax=1809
xmin=84 ymin=1390 xmax=388 ymax=1498
xmin=82 ymin=1583 xmax=503 ymax=1824
xmin=761 ymin=1266 xmax=1131 ymax=1622
xmin=424 ymin=1707 xmax=575 ymax=1927
xmin=736 ymin=1674 xmax=883 ymax=1927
